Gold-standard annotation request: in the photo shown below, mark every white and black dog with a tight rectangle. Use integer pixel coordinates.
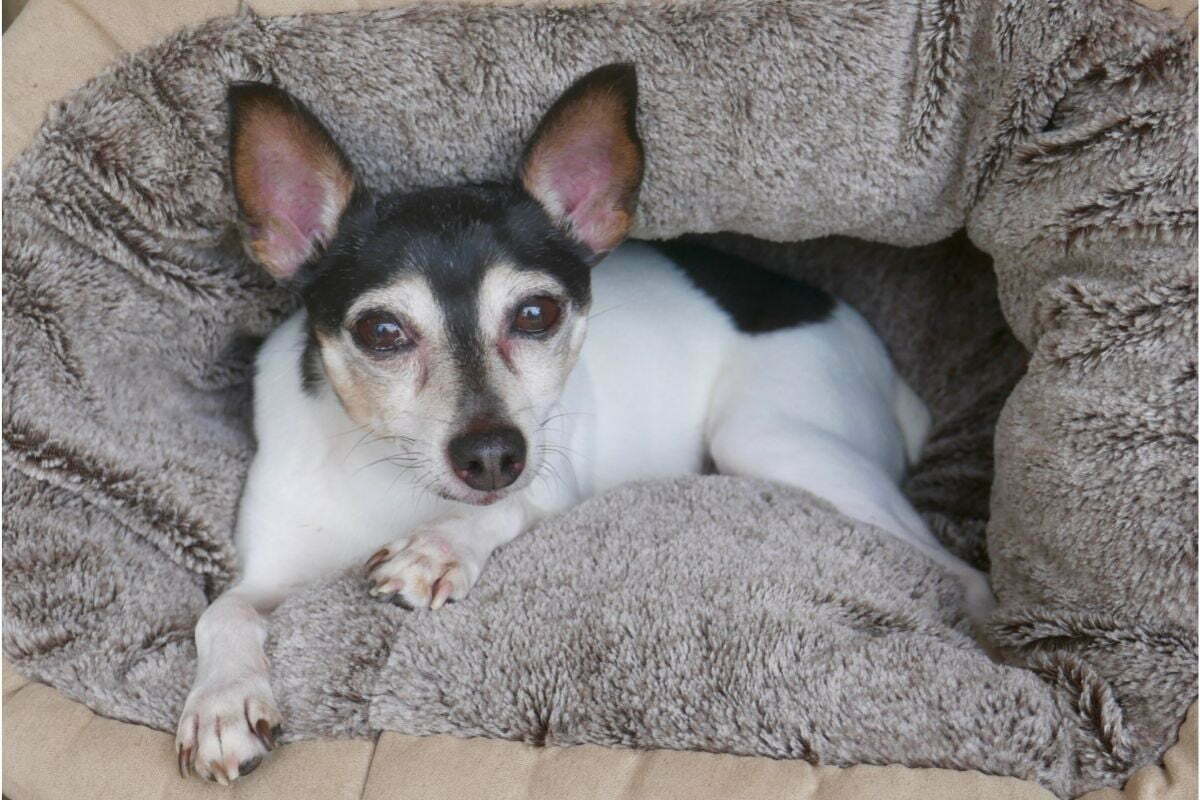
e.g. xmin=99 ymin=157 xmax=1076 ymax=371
xmin=176 ymin=64 xmax=993 ymax=782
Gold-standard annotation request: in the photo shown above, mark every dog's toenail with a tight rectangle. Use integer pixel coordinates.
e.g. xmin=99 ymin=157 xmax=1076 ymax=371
xmin=254 ymin=718 xmax=276 ymax=750
xmin=365 ymin=547 xmax=390 ymax=570
xmin=239 ymin=755 xmax=263 ymax=776
xmin=391 ymin=595 xmax=415 ymax=610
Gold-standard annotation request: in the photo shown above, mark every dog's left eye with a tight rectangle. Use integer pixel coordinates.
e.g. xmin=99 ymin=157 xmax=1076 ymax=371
xmin=513 ymin=297 xmax=561 ymax=335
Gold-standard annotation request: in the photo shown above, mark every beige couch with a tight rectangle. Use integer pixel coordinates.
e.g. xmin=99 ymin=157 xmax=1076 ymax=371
xmin=3 ymin=1 xmax=1196 ymax=798
xmin=6 ymin=658 xmax=1195 ymax=800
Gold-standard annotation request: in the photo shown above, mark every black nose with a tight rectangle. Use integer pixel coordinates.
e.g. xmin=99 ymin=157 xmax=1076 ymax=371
xmin=447 ymin=426 xmax=526 ymax=491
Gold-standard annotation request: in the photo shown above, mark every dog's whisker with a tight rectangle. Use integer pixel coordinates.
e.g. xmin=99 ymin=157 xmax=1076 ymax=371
xmin=343 ymin=429 xmax=377 ymax=461
xmin=330 ymin=421 xmax=372 ymax=439
xmin=585 ymin=302 xmax=629 ymax=322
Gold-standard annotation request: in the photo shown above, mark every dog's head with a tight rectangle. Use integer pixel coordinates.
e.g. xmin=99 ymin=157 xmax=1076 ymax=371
xmin=229 ymin=65 xmax=643 ymax=505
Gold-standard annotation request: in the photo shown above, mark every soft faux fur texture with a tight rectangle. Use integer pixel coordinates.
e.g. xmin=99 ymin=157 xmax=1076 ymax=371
xmin=2 ymin=1 xmax=1195 ymax=797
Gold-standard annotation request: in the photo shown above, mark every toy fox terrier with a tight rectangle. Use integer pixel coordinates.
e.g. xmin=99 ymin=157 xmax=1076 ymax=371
xmin=176 ymin=63 xmax=993 ymax=782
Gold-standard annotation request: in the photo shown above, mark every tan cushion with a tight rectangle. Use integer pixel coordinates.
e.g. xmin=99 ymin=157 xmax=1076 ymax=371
xmin=1076 ymin=702 xmax=1198 ymax=800
xmin=3 ymin=0 xmax=30 ymax=30
xmin=4 ymin=659 xmax=1083 ymax=800
xmin=6 ymin=660 xmax=1196 ymax=800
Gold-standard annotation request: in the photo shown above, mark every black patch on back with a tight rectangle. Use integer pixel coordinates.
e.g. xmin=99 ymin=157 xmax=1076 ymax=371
xmin=295 ymin=183 xmax=592 ymax=401
xmin=647 ymin=239 xmax=834 ymax=333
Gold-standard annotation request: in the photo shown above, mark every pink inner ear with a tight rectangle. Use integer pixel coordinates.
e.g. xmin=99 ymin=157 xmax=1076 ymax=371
xmin=537 ymin=136 xmax=628 ymax=253
xmin=237 ymin=117 xmax=352 ymax=278
xmin=551 ymin=139 xmax=614 ymax=214
xmin=258 ymin=154 xmax=333 ymax=241
xmin=256 ymin=145 xmax=337 ymax=264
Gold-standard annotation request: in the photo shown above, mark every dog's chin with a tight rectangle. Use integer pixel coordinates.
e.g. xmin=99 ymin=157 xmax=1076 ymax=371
xmin=435 ymin=470 xmax=536 ymax=507
xmin=437 ymin=487 xmax=507 ymax=506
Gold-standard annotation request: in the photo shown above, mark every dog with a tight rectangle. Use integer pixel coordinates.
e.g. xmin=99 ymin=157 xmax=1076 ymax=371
xmin=175 ymin=63 xmax=993 ymax=783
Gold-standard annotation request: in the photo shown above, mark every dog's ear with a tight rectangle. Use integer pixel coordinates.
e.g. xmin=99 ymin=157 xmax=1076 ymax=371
xmin=228 ymin=83 xmax=357 ymax=281
xmin=519 ymin=64 xmax=644 ymax=260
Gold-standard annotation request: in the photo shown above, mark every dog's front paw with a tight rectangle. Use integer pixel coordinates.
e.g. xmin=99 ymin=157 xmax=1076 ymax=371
xmin=176 ymin=677 xmax=281 ymax=784
xmin=365 ymin=534 xmax=480 ymax=610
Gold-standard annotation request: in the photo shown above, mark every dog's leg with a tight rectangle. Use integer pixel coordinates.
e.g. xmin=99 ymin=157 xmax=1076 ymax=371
xmin=709 ymin=417 xmax=995 ymax=619
xmin=175 ymin=582 xmax=285 ymax=783
xmin=365 ymin=500 xmax=529 ymax=610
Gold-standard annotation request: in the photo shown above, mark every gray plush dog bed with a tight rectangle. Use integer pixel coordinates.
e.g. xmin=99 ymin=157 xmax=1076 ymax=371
xmin=3 ymin=1 xmax=1195 ymax=797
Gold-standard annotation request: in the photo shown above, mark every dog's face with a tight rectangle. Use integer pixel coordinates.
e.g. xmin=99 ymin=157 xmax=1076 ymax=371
xmin=296 ymin=185 xmax=596 ymax=507
xmin=228 ymin=65 xmax=643 ymax=505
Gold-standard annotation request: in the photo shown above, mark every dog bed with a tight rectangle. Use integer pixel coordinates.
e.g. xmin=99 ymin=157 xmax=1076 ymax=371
xmin=3 ymin=0 xmax=1196 ymax=798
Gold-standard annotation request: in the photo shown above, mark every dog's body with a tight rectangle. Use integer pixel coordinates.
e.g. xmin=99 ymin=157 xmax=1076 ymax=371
xmin=176 ymin=65 xmax=992 ymax=783
xmin=241 ymin=239 xmax=942 ymax=591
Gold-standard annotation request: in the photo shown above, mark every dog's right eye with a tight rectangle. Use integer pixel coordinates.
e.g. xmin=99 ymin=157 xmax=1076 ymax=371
xmin=353 ymin=312 xmax=409 ymax=354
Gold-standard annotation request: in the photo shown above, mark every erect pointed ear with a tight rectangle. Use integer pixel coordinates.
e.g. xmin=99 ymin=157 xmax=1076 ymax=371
xmin=519 ymin=63 xmax=644 ymax=260
xmin=227 ymin=83 xmax=357 ymax=281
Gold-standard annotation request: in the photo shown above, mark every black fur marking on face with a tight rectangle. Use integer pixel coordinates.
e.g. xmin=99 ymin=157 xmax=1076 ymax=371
xmin=648 ymin=239 xmax=835 ymax=333
xmin=296 ymin=183 xmax=593 ymax=400
xmin=300 ymin=324 xmax=325 ymax=394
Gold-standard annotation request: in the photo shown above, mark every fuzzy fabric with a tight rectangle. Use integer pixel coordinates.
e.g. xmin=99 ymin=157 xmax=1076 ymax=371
xmin=2 ymin=1 xmax=1195 ymax=797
